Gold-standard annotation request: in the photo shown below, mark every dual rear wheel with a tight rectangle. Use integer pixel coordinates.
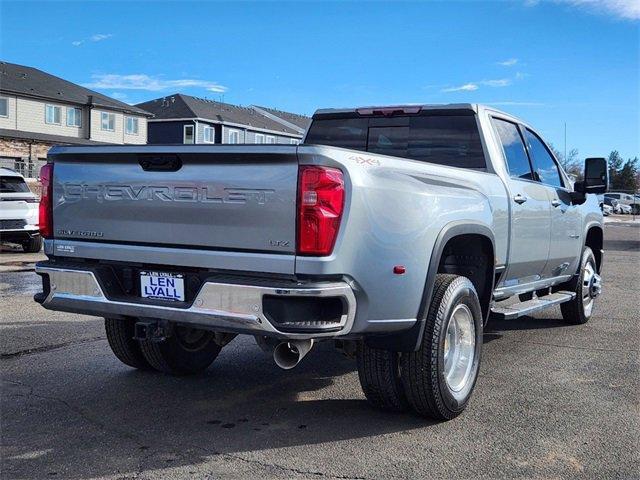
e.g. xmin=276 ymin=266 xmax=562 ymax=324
xmin=357 ymin=274 xmax=483 ymax=420
xmin=105 ymin=318 xmax=221 ymax=375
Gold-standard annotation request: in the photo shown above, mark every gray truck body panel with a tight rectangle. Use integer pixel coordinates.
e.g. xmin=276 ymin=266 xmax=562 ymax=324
xmin=38 ymin=104 xmax=603 ymax=346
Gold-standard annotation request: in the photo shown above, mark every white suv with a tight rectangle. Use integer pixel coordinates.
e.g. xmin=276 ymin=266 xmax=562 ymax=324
xmin=0 ymin=167 xmax=42 ymax=252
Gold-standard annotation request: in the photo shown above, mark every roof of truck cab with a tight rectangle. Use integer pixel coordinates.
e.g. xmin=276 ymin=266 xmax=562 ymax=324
xmin=312 ymin=103 xmax=477 ymax=117
xmin=312 ymin=103 xmax=519 ymax=119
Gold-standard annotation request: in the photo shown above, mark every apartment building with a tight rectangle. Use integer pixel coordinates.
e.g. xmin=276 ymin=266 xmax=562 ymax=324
xmin=0 ymin=62 xmax=151 ymax=177
xmin=136 ymin=94 xmax=310 ymax=145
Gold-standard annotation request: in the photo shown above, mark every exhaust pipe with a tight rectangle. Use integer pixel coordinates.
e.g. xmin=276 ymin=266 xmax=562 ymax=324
xmin=273 ymin=339 xmax=314 ymax=370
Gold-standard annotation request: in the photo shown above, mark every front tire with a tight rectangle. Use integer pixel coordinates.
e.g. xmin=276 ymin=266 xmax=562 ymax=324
xmin=401 ymin=274 xmax=483 ymax=420
xmin=561 ymin=247 xmax=600 ymax=325
xmin=139 ymin=325 xmax=221 ymax=375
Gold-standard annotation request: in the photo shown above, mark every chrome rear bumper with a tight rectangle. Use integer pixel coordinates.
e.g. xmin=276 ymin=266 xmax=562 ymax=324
xmin=35 ymin=266 xmax=356 ymax=340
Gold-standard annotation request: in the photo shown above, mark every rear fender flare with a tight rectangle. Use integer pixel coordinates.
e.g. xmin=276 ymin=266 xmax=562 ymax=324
xmin=365 ymin=221 xmax=495 ymax=352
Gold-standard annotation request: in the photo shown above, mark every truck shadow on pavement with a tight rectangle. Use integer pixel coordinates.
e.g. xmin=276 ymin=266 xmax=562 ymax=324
xmin=3 ymin=340 xmax=431 ymax=479
xmin=483 ymin=315 xmax=570 ymax=343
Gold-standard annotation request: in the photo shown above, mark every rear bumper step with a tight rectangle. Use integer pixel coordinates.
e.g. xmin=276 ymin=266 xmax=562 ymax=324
xmin=491 ymin=291 xmax=576 ymax=320
xmin=35 ymin=266 xmax=356 ymax=340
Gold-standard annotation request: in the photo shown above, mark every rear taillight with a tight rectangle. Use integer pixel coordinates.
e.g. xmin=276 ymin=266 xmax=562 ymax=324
xmin=39 ymin=163 xmax=53 ymax=239
xmin=297 ymin=166 xmax=344 ymax=256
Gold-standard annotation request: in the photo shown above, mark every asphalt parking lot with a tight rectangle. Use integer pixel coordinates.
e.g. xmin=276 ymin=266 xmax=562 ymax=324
xmin=1 ymin=222 xmax=638 ymax=480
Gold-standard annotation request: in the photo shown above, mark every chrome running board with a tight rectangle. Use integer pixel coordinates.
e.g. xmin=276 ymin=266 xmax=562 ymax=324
xmin=491 ymin=291 xmax=576 ymax=320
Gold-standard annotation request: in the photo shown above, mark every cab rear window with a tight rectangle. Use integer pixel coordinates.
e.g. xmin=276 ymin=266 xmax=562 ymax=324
xmin=0 ymin=176 xmax=30 ymax=193
xmin=305 ymin=114 xmax=486 ymax=169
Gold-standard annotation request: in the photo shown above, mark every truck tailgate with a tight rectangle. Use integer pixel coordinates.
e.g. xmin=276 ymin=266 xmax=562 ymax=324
xmin=49 ymin=146 xmax=298 ymax=254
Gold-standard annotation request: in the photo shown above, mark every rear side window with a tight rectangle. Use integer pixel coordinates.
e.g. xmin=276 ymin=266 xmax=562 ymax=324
xmin=524 ymin=129 xmax=563 ymax=188
xmin=305 ymin=115 xmax=486 ymax=169
xmin=492 ymin=118 xmax=534 ymax=181
xmin=0 ymin=176 xmax=30 ymax=193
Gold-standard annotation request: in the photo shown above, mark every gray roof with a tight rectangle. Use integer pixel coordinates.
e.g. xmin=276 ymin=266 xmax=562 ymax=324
xmin=136 ymin=94 xmax=306 ymax=136
xmin=0 ymin=128 xmax=110 ymax=146
xmin=0 ymin=61 xmax=151 ymax=116
xmin=252 ymin=105 xmax=312 ymax=131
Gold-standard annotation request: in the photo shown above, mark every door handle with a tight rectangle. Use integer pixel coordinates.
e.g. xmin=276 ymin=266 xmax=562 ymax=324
xmin=513 ymin=194 xmax=527 ymax=204
xmin=551 ymin=198 xmax=562 ymax=207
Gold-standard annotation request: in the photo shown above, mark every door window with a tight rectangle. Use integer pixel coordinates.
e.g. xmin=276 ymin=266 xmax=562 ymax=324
xmin=524 ymin=129 xmax=563 ymax=188
xmin=492 ymin=118 xmax=534 ymax=180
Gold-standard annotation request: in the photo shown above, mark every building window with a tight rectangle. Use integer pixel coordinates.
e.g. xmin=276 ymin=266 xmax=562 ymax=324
xmin=100 ymin=112 xmax=115 ymax=131
xmin=255 ymin=133 xmax=265 ymax=144
xmin=0 ymin=98 xmax=8 ymax=117
xmin=125 ymin=116 xmax=139 ymax=135
xmin=290 ymin=138 xmax=299 ymax=145
xmin=203 ymin=126 xmax=215 ymax=143
xmin=45 ymin=105 xmax=61 ymax=125
xmin=66 ymin=107 xmax=82 ymax=127
xmin=184 ymin=125 xmax=195 ymax=144
xmin=266 ymin=135 xmax=275 ymax=144
xmin=228 ymin=129 xmax=240 ymax=144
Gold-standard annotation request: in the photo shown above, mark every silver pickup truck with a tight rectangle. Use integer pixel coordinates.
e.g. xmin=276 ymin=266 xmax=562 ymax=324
xmin=34 ymin=104 xmax=607 ymax=420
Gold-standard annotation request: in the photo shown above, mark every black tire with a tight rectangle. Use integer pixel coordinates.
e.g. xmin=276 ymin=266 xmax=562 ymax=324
xmin=22 ymin=235 xmax=42 ymax=253
xmin=139 ymin=325 xmax=221 ymax=375
xmin=356 ymin=342 xmax=408 ymax=412
xmin=401 ymin=274 xmax=483 ymax=420
xmin=561 ymin=247 xmax=598 ymax=325
xmin=105 ymin=318 xmax=152 ymax=370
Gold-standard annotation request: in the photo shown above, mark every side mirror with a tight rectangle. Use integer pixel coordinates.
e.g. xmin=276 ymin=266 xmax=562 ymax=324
xmin=575 ymin=157 xmax=608 ymax=194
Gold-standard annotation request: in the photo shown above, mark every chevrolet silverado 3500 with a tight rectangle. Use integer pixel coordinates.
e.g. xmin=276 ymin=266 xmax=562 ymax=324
xmin=34 ymin=104 xmax=607 ymax=420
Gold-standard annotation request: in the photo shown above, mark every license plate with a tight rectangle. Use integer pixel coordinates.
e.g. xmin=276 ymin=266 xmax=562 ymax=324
xmin=140 ymin=271 xmax=185 ymax=302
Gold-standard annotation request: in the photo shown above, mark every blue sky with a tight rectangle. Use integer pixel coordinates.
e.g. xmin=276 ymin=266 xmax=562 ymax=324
xmin=1 ymin=1 xmax=638 ymax=159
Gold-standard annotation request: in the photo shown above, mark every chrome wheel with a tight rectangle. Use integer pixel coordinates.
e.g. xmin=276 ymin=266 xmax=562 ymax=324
xmin=582 ymin=260 xmax=601 ymax=317
xmin=443 ymin=304 xmax=476 ymax=393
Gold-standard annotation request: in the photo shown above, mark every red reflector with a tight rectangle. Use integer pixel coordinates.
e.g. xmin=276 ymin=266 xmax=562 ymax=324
xmin=393 ymin=265 xmax=406 ymax=275
xmin=297 ymin=166 xmax=344 ymax=256
xmin=38 ymin=163 xmax=53 ymax=239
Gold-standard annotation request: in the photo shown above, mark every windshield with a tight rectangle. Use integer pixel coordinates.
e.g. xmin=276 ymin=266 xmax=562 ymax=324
xmin=305 ymin=114 xmax=486 ymax=169
xmin=0 ymin=176 xmax=30 ymax=193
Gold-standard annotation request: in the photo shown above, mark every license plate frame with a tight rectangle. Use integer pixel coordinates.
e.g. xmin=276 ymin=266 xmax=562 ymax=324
xmin=139 ymin=271 xmax=185 ymax=302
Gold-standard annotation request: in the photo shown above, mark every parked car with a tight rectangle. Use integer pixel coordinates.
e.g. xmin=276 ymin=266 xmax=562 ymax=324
xmin=0 ymin=168 xmax=42 ymax=252
xmin=618 ymin=203 xmax=632 ymax=214
xmin=603 ymin=196 xmax=621 ymax=214
xmin=606 ymin=192 xmax=639 ymax=214
xmin=602 ymin=203 xmax=613 ymax=216
xmin=33 ymin=104 xmax=606 ymax=420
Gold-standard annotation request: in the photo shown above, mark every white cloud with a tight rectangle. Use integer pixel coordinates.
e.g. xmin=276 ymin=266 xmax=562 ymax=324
xmin=526 ymin=0 xmax=639 ymax=20
xmin=72 ymin=33 xmax=114 ymax=46
xmin=90 ymin=33 xmax=113 ymax=42
xmin=497 ymin=58 xmax=519 ymax=66
xmin=84 ymin=73 xmax=228 ymax=93
xmin=482 ymin=78 xmax=512 ymax=87
xmin=442 ymin=83 xmax=479 ymax=93
xmin=442 ymin=78 xmax=513 ymax=93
